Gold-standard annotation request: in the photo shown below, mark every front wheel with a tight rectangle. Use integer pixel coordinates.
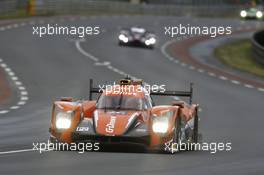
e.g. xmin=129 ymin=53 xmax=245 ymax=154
xmin=168 ymin=116 xmax=182 ymax=153
xmin=192 ymin=107 xmax=199 ymax=143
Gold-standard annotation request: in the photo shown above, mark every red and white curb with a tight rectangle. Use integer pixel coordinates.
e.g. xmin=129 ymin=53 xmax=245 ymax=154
xmin=161 ymin=29 xmax=264 ymax=93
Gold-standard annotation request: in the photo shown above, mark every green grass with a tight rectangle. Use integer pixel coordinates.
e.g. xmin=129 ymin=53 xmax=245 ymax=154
xmin=215 ymin=39 xmax=264 ymax=77
xmin=0 ymin=9 xmax=29 ymax=19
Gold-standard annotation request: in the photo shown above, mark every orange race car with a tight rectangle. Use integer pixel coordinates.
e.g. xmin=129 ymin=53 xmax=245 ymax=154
xmin=49 ymin=77 xmax=200 ymax=153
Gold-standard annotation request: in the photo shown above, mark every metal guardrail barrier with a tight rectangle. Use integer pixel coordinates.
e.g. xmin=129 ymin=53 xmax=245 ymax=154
xmin=0 ymin=0 xmax=244 ymax=18
xmin=148 ymin=0 xmax=251 ymax=5
xmin=0 ymin=0 xmax=18 ymax=14
xmin=252 ymin=30 xmax=264 ymax=65
xmin=0 ymin=0 xmax=28 ymax=18
xmin=32 ymin=0 xmax=242 ymax=17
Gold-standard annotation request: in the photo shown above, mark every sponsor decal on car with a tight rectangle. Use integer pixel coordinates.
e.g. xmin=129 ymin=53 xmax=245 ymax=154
xmin=106 ymin=116 xmax=117 ymax=133
xmin=76 ymin=127 xmax=89 ymax=132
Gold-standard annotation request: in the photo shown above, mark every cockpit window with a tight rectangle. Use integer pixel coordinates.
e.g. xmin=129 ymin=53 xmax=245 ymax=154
xmin=96 ymin=95 xmax=146 ymax=110
xmin=131 ymin=28 xmax=146 ymax=34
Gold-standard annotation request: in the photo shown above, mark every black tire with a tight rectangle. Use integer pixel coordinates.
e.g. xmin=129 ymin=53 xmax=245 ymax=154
xmin=173 ymin=116 xmax=181 ymax=144
xmin=49 ymin=136 xmax=71 ymax=151
xmin=49 ymin=136 xmax=58 ymax=144
xmin=170 ymin=117 xmax=181 ymax=153
xmin=148 ymin=46 xmax=154 ymax=49
xmin=193 ymin=107 xmax=199 ymax=143
xmin=158 ymin=117 xmax=182 ymax=154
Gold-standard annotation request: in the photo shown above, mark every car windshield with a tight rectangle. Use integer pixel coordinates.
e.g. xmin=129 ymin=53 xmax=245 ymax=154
xmin=131 ymin=28 xmax=145 ymax=34
xmin=96 ymin=95 xmax=145 ymax=110
xmin=249 ymin=8 xmax=257 ymax=11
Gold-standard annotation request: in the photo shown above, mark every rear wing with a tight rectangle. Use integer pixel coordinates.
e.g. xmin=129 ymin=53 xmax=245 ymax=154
xmin=150 ymin=83 xmax=193 ymax=105
xmin=89 ymin=79 xmax=193 ymax=104
xmin=89 ymin=79 xmax=101 ymax=101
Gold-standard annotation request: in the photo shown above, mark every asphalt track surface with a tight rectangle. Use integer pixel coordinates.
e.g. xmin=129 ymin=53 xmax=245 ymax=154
xmin=0 ymin=16 xmax=263 ymax=175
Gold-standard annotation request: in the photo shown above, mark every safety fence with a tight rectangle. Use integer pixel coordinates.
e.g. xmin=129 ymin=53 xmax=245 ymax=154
xmin=0 ymin=0 xmax=245 ymax=18
xmin=36 ymin=0 xmax=243 ymax=17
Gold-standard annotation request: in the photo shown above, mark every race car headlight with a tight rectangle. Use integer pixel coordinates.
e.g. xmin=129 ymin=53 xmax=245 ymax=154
xmin=256 ymin=11 xmax=263 ymax=18
xmin=145 ymin=37 xmax=156 ymax=45
xmin=152 ymin=116 xmax=169 ymax=134
xmin=119 ymin=34 xmax=128 ymax=43
xmin=55 ymin=111 xmax=73 ymax=129
xmin=240 ymin=10 xmax=247 ymax=18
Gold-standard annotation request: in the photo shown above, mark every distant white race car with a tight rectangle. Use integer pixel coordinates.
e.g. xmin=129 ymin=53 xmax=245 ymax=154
xmin=240 ymin=7 xmax=263 ymax=19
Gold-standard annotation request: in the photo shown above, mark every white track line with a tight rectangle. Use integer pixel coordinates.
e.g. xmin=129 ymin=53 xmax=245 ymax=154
xmin=161 ymin=39 xmax=264 ymax=93
xmin=0 ymin=148 xmax=54 ymax=155
xmin=0 ymin=149 xmax=34 ymax=155
xmin=0 ymin=110 xmax=9 ymax=114
xmin=231 ymin=80 xmax=241 ymax=85
xmin=75 ymin=40 xmax=99 ymax=62
xmin=7 ymin=71 xmax=15 ymax=76
xmin=258 ymin=88 xmax=264 ymax=92
xmin=0 ymin=20 xmax=30 ymax=111
xmin=10 ymin=106 xmax=20 ymax=110
xmin=0 ymin=57 xmax=29 ymax=114
xmin=75 ymin=38 xmax=135 ymax=79
xmin=208 ymin=72 xmax=216 ymax=77
xmin=198 ymin=69 xmax=205 ymax=73
xmin=219 ymin=76 xmax=227 ymax=81
xmin=244 ymin=84 xmax=254 ymax=89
